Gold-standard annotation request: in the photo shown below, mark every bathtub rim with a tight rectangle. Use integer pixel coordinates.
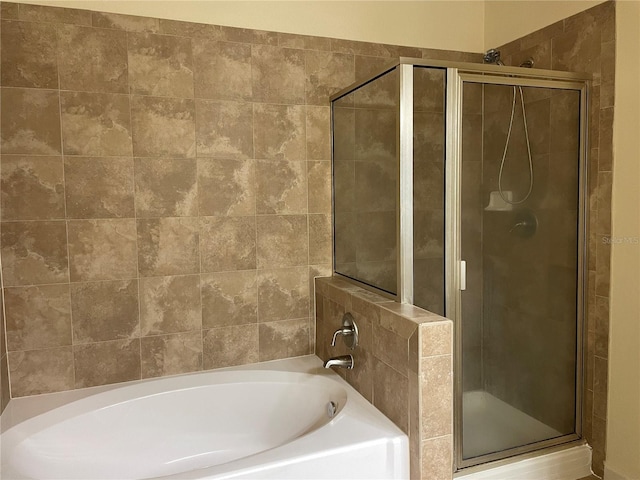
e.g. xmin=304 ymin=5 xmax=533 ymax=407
xmin=0 ymin=355 xmax=339 ymax=434
xmin=1 ymin=355 xmax=410 ymax=480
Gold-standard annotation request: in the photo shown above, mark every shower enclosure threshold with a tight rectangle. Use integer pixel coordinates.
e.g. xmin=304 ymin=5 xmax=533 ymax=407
xmin=463 ymin=390 xmax=562 ymax=458
xmin=455 ymin=443 xmax=592 ymax=480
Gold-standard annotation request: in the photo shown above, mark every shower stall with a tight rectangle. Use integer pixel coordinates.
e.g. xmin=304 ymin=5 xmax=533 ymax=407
xmin=330 ymin=58 xmax=589 ymax=471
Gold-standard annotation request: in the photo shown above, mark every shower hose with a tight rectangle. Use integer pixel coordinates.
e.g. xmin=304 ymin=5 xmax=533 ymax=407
xmin=498 ymin=85 xmax=534 ymax=205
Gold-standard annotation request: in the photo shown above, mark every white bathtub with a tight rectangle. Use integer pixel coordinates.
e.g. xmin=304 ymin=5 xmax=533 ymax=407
xmin=0 ymin=355 xmax=408 ymax=480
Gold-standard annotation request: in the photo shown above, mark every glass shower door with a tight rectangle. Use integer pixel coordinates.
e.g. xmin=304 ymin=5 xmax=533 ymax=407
xmin=457 ymin=76 xmax=586 ymax=465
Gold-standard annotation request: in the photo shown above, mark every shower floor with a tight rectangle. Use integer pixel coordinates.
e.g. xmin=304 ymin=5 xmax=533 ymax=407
xmin=462 ymin=390 xmax=562 ymax=459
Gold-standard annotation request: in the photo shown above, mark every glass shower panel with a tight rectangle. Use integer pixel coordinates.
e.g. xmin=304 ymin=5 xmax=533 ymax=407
xmin=413 ymin=66 xmax=446 ymax=315
xmin=460 ymin=80 xmax=581 ymax=460
xmin=333 ymin=68 xmax=399 ymax=294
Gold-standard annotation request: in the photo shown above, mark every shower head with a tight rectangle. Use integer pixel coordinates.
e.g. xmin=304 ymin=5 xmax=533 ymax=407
xmin=484 ymin=48 xmax=504 ymax=65
xmin=485 ymin=49 xmax=535 ymax=68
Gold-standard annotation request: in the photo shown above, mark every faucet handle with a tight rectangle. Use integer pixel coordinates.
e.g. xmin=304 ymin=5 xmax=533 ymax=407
xmin=331 ymin=327 xmax=352 ymax=347
xmin=330 ymin=313 xmax=359 ymax=349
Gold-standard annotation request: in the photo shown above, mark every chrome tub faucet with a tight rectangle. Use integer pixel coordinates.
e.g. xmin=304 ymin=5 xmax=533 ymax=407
xmin=323 ymin=354 xmax=354 ymax=369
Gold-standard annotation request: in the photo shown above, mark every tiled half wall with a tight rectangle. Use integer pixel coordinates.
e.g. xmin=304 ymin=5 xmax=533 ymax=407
xmin=316 ymin=276 xmax=454 ymax=480
xmin=0 ymin=1 xmax=479 ymax=402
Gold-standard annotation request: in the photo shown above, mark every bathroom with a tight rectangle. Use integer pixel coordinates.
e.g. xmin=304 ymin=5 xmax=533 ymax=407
xmin=0 ymin=0 xmax=638 ymax=479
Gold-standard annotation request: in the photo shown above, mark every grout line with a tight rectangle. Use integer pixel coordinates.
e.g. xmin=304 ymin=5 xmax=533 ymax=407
xmin=303 ymin=84 xmax=314 ymax=352
xmin=250 ymin=99 xmax=263 ymax=360
xmin=0 ymin=12 xmax=11 ymax=403
xmin=54 ymin=18 xmax=78 ymax=392
xmin=122 ymin=29 xmax=145 ymax=383
xmin=192 ymin=66 xmax=206 ymax=373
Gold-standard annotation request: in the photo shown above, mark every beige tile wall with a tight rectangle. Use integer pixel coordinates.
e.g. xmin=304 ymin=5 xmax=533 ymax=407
xmin=316 ymin=276 xmax=454 ymax=480
xmin=496 ymin=1 xmax=615 ymax=474
xmin=0 ymin=1 xmax=478 ymax=398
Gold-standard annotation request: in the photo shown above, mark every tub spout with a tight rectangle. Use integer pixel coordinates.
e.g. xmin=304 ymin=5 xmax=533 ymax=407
xmin=323 ymin=355 xmax=354 ymax=369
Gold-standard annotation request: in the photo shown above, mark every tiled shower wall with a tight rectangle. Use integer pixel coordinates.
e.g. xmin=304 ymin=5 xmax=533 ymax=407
xmin=496 ymin=1 xmax=615 ymax=474
xmin=0 ymin=1 xmax=478 ymax=400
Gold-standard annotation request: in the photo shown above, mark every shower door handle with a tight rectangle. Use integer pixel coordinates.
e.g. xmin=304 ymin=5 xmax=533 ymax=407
xmin=460 ymin=261 xmax=467 ymax=291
